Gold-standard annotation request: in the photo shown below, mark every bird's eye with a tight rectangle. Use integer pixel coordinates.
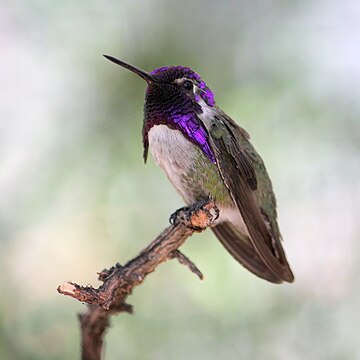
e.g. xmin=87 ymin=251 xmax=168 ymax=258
xmin=183 ymin=80 xmax=193 ymax=90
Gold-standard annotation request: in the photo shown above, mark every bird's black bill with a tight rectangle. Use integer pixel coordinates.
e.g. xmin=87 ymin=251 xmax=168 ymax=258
xmin=103 ymin=55 xmax=156 ymax=84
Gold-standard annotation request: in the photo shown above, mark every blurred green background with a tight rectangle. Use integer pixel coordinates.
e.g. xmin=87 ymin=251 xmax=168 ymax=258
xmin=1 ymin=0 xmax=360 ymax=359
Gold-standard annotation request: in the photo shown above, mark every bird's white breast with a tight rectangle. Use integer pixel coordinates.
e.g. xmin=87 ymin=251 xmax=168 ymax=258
xmin=148 ymin=124 xmax=249 ymax=236
xmin=148 ymin=125 xmax=197 ymax=202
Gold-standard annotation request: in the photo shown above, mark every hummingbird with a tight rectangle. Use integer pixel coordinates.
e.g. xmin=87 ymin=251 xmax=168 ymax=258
xmin=104 ymin=55 xmax=294 ymax=284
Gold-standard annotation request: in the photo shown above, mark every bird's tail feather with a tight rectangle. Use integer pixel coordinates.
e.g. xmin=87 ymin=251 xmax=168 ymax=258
xmin=212 ymin=222 xmax=284 ymax=283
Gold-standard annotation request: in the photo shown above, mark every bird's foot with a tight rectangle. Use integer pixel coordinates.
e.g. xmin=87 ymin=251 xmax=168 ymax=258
xmin=169 ymin=197 xmax=219 ymax=230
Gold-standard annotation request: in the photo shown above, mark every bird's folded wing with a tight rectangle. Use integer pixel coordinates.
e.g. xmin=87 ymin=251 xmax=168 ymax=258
xmin=208 ymin=115 xmax=294 ymax=283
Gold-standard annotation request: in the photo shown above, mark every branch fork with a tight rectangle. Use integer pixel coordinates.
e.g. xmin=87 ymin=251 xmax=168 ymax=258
xmin=58 ymin=199 xmax=219 ymax=360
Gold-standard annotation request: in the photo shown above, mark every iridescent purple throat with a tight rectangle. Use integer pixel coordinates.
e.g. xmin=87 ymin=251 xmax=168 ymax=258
xmin=143 ymin=66 xmax=216 ymax=164
xmin=172 ymin=113 xmax=216 ymax=163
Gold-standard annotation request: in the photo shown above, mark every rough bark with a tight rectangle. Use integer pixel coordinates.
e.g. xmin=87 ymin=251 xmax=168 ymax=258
xmin=58 ymin=200 xmax=219 ymax=360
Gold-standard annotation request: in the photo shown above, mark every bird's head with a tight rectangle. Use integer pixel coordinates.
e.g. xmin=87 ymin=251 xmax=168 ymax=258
xmin=104 ymin=55 xmax=216 ymax=163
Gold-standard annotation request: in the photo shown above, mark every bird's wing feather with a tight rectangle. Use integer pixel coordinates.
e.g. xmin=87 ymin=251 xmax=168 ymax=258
xmin=208 ymin=114 xmax=294 ymax=283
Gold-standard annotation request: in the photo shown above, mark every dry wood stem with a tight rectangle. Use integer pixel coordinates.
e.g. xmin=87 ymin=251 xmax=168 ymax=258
xmin=57 ymin=200 xmax=219 ymax=360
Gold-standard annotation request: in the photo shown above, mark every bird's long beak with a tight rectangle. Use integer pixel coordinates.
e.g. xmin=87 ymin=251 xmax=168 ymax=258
xmin=103 ymin=55 xmax=157 ymax=84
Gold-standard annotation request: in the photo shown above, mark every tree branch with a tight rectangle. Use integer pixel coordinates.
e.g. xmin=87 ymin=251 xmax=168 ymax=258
xmin=57 ymin=199 xmax=219 ymax=360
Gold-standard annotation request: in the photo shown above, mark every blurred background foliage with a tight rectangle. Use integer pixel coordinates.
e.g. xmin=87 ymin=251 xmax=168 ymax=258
xmin=1 ymin=0 xmax=360 ymax=359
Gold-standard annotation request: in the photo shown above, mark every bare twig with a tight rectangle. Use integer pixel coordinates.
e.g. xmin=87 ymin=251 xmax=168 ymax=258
xmin=58 ymin=200 xmax=219 ymax=360
xmin=170 ymin=250 xmax=204 ymax=279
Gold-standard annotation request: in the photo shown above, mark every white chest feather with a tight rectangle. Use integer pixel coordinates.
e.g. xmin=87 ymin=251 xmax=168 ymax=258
xmin=148 ymin=125 xmax=197 ymax=196
xmin=147 ymin=124 xmax=249 ymax=236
